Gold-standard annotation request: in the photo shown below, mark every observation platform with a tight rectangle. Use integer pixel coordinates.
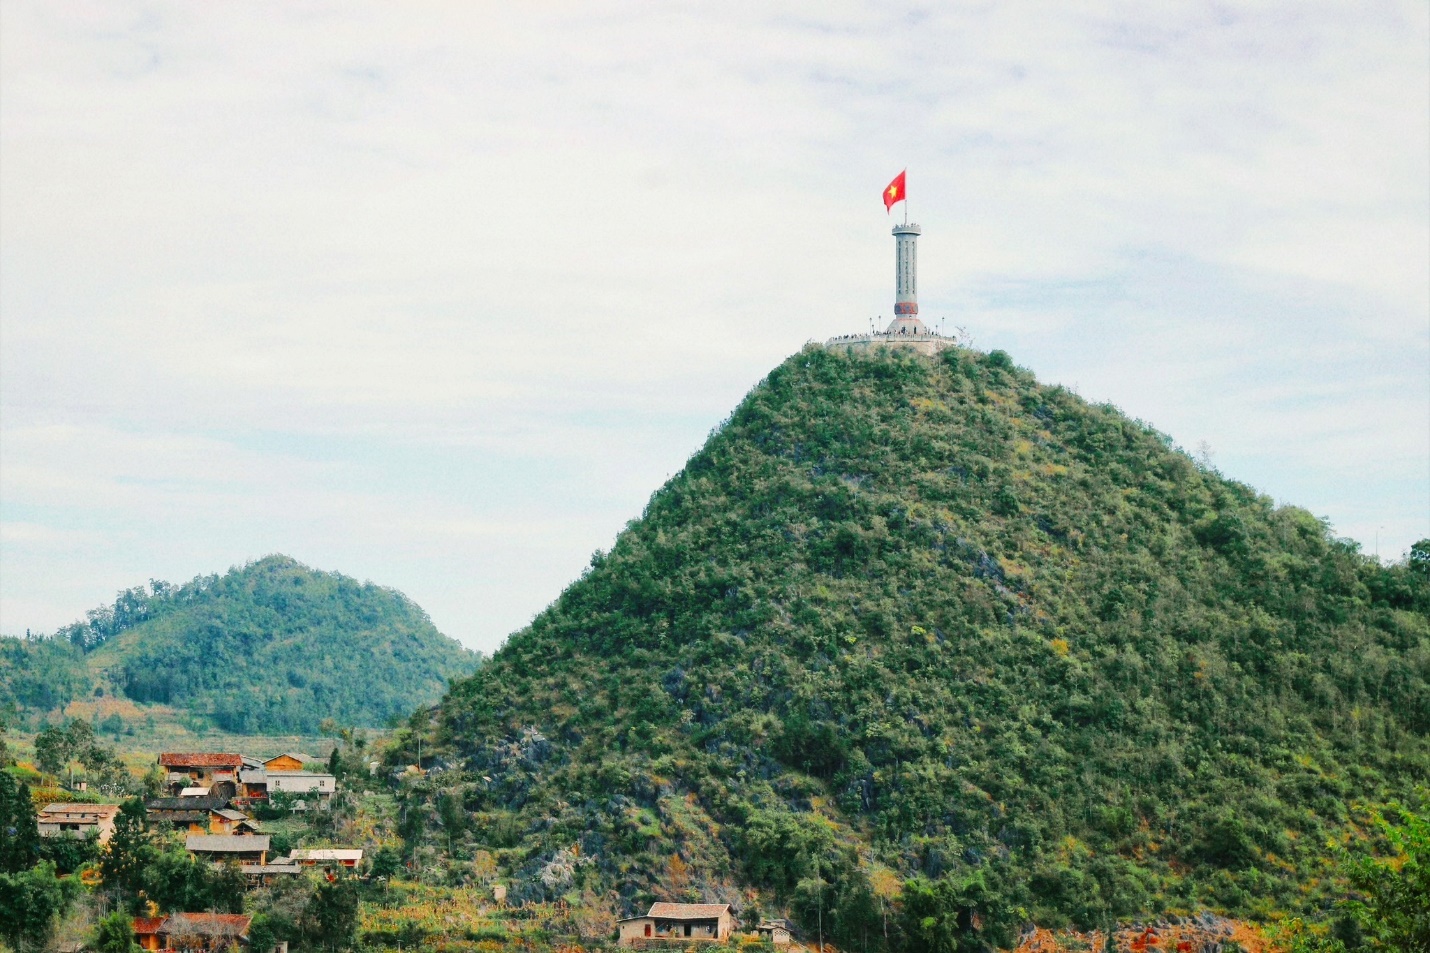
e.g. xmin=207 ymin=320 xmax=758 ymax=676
xmin=825 ymin=315 xmax=954 ymax=357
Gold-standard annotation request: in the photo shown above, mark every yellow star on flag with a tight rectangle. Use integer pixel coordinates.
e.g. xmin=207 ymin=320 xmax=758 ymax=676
xmin=883 ymin=170 xmax=906 ymax=213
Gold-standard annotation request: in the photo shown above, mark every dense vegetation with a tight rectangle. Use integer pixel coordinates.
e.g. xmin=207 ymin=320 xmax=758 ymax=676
xmin=0 ymin=556 xmax=481 ymax=733
xmin=398 ymin=345 xmax=1429 ymax=947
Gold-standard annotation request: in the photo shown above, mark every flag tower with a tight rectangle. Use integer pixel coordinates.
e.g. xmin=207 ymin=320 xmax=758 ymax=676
xmin=824 ymin=171 xmax=951 ymax=356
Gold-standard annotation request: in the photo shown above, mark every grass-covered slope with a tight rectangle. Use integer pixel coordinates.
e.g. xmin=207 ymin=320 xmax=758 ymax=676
xmin=410 ymin=345 xmax=1429 ymax=939
xmin=1 ymin=555 xmax=481 ymax=733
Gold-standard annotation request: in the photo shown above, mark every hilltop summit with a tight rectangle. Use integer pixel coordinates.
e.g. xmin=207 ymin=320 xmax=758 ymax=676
xmin=407 ymin=345 xmax=1428 ymax=943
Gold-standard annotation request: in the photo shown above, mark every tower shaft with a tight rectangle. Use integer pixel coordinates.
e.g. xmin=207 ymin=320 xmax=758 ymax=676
xmin=893 ymin=223 xmax=920 ymax=316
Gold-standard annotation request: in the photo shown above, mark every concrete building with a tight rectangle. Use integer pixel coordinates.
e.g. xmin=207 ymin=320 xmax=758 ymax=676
xmin=617 ymin=903 xmax=735 ymax=945
xmin=37 ymin=803 xmax=120 ymax=844
xmin=266 ymin=771 xmax=336 ymax=809
xmin=826 ymin=220 xmax=953 ymax=356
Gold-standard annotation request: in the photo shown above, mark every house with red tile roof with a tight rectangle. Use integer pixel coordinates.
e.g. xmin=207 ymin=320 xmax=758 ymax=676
xmin=132 ymin=916 xmax=166 ymax=951
xmin=157 ymin=753 xmax=244 ymax=799
xmin=131 ymin=914 xmax=255 ymax=950
xmin=158 ymin=913 xmax=252 ymax=950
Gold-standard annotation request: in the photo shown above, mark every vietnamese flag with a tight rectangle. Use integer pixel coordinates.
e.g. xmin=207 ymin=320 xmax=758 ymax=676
xmin=883 ymin=170 xmax=906 ymax=213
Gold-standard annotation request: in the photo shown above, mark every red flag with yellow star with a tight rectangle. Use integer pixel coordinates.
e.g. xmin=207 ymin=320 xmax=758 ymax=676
xmin=883 ymin=170 xmax=906 ymax=213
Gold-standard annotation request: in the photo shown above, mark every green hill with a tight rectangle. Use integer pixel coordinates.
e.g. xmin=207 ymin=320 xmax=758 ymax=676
xmin=403 ymin=345 xmax=1428 ymax=941
xmin=0 ymin=555 xmax=481 ymax=734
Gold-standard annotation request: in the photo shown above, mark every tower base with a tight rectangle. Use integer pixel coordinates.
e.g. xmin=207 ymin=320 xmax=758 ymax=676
xmin=825 ymin=315 xmax=954 ymax=357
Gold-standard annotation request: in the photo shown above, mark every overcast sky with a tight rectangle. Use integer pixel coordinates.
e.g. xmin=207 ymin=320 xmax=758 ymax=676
xmin=2 ymin=1 xmax=1427 ymax=654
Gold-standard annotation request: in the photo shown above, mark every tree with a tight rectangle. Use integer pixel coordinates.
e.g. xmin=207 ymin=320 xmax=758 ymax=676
xmin=142 ymin=851 xmax=214 ymax=914
xmin=1274 ymin=800 xmax=1429 ymax=953
xmin=100 ymin=798 xmax=155 ymax=905
xmin=0 ymin=861 xmax=73 ymax=948
xmin=900 ymin=870 xmax=1020 ymax=953
xmin=246 ymin=913 xmax=282 ymax=953
xmin=211 ymin=860 xmax=247 ymax=914
xmin=795 ymin=852 xmax=829 ymax=952
xmin=0 ymin=774 xmax=42 ymax=874
xmin=93 ymin=911 xmax=141 ymax=953
xmin=1411 ymin=539 xmax=1430 ymax=577
xmin=32 ymin=718 xmax=117 ymax=790
xmin=304 ymin=873 xmax=359 ymax=950
xmin=40 ymin=829 xmax=100 ymax=875
xmin=0 ymin=705 xmax=12 ymax=765
xmin=1342 ymin=801 xmax=1429 ymax=952
xmin=33 ymin=723 xmax=68 ymax=778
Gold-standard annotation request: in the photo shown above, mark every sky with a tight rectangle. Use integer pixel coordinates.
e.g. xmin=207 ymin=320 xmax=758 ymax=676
xmin=2 ymin=1 xmax=1427 ymax=654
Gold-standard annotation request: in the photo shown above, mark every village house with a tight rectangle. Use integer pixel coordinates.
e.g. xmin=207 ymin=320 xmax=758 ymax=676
xmin=238 ymin=764 xmax=270 ymax=800
xmin=287 ymin=847 xmax=363 ymax=869
xmin=157 ymin=753 xmax=244 ymax=799
xmin=756 ymin=920 xmax=794 ymax=945
xmin=209 ymin=808 xmax=260 ymax=835
xmin=145 ymin=798 xmax=258 ymax=835
xmin=133 ymin=916 xmax=166 ymax=951
xmin=617 ymin=903 xmax=736 ymax=946
xmin=186 ymin=833 xmax=269 ymax=865
xmin=263 ymin=752 xmax=315 ymax=771
xmin=240 ymin=860 xmax=302 ymax=887
xmin=155 ymin=913 xmax=253 ymax=950
xmin=145 ymin=796 xmax=231 ymax=830
xmin=266 ymin=770 xmax=336 ymax=809
xmin=36 ymin=803 xmax=120 ymax=844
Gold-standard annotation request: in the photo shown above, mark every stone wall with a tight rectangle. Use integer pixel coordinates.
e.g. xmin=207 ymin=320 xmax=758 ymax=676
xmin=823 ymin=333 xmax=953 ymax=357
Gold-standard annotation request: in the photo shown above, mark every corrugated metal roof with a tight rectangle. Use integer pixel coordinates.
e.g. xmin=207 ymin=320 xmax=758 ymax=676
xmin=647 ymin=903 xmax=733 ymax=919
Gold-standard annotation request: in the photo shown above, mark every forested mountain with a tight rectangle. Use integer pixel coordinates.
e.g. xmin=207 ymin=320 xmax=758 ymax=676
xmin=400 ymin=345 xmax=1429 ymax=943
xmin=0 ymin=556 xmax=481 ymax=733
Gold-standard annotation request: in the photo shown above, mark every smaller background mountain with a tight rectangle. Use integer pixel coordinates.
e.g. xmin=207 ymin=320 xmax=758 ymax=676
xmin=0 ymin=555 xmax=481 ymax=735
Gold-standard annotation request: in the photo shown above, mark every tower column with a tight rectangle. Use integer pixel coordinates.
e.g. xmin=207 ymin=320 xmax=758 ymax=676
xmin=893 ymin=222 xmax=921 ymax=317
